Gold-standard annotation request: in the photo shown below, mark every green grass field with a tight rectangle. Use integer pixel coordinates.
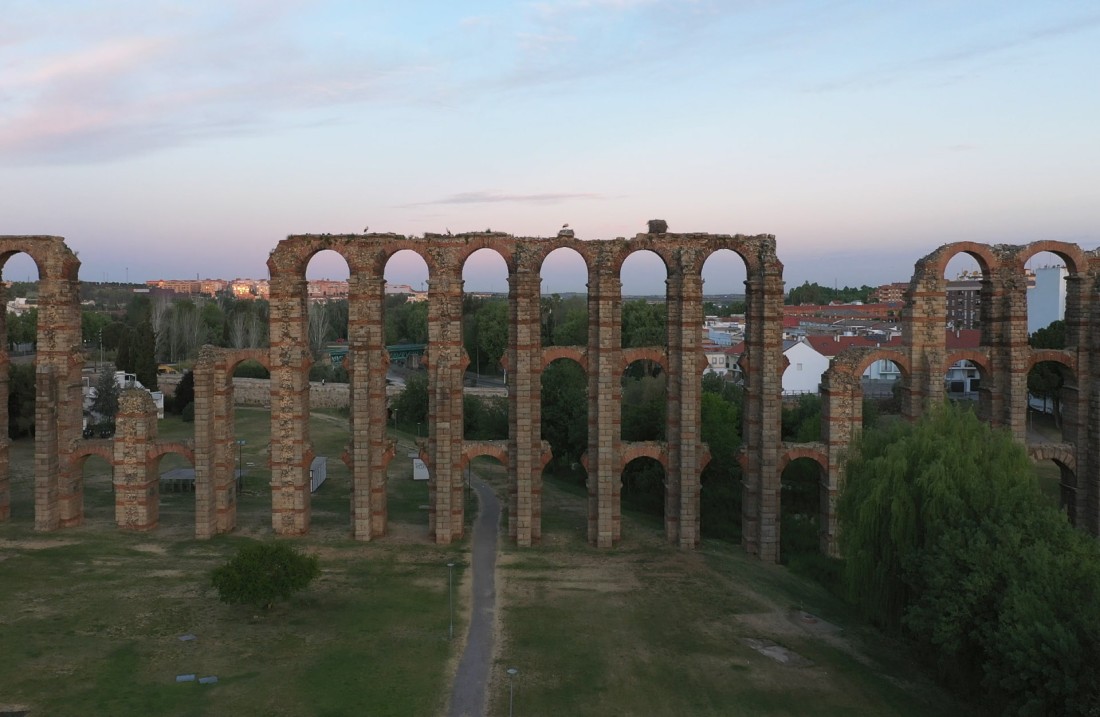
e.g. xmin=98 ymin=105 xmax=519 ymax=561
xmin=0 ymin=408 xmax=974 ymax=716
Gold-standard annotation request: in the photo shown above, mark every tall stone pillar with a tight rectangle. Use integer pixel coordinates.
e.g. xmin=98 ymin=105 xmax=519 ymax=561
xmin=268 ymin=275 xmax=312 ymax=535
xmin=192 ymin=347 xmax=219 ymax=538
xmin=587 ymin=261 xmax=622 ymax=548
xmin=901 ymin=265 xmax=947 ymax=418
xmin=34 ymin=364 xmax=60 ymax=531
xmin=820 ymin=369 xmax=862 ymax=556
xmin=666 ymin=254 xmax=703 ymax=548
xmin=987 ymin=262 xmax=1029 ymax=441
xmin=740 ymin=251 xmax=785 ymax=562
xmin=348 ymin=273 xmax=391 ymax=539
xmin=509 ymin=262 xmax=543 ymax=545
xmin=113 ymin=389 xmax=159 ymax=531
xmin=426 ymin=257 xmax=466 ymax=544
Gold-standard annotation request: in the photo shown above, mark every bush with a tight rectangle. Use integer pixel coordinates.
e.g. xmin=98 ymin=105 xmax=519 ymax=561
xmin=181 ymin=401 xmax=195 ymax=423
xmin=211 ymin=542 xmax=320 ymax=609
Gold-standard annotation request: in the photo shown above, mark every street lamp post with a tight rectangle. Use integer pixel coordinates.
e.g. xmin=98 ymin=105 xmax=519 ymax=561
xmin=393 ymin=408 xmax=398 ymax=433
xmin=236 ymin=439 xmax=246 ymax=492
xmin=99 ymin=328 xmax=104 ymax=368
xmin=447 ymin=562 xmax=455 ymax=640
xmin=417 ymin=421 xmax=422 ymax=437
xmin=507 ymin=667 xmax=519 ymax=716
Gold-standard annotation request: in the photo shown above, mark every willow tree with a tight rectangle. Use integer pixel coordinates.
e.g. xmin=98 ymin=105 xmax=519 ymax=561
xmin=838 ymin=405 xmax=1100 ymax=715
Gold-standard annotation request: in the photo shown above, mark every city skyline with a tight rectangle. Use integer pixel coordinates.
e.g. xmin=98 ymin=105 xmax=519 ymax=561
xmin=1 ymin=2 xmax=1097 ymax=292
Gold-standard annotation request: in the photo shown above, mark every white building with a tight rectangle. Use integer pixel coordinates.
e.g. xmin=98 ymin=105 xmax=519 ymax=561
xmin=1027 ymin=265 xmax=1067 ymax=335
xmin=781 ymin=339 xmax=831 ymax=395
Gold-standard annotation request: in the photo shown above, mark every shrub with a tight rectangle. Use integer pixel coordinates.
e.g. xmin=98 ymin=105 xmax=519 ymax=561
xmin=211 ymin=542 xmax=320 ymax=609
xmin=181 ymin=401 xmax=195 ymax=423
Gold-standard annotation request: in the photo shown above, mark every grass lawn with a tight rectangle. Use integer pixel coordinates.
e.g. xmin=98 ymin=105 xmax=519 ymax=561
xmin=0 ymin=408 xmax=974 ymax=716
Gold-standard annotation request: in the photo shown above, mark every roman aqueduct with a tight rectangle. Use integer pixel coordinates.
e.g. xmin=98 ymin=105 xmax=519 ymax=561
xmin=0 ymin=233 xmax=1094 ymax=562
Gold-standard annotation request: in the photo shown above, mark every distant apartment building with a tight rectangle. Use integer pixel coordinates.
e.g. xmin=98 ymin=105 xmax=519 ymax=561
xmin=146 ymin=278 xmax=228 ymax=297
xmin=871 ymin=282 xmax=909 ymax=303
xmin=946 ymin=275 xmax=982 ymax=330
xmin=1027 ymin=265 xmax=1067 ymax=334
xmin=307 ymin=279 xmax=349 ymax=301
xmin=229 ymin=279 xmax=270 ymax=300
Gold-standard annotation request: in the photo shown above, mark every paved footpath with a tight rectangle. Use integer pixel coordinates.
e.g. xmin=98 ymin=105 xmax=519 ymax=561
xmin=447 ymin=478 xmax=501 ymax=717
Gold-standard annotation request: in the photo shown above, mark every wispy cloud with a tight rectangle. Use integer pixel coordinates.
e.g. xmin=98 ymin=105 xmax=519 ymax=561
xmin=402 ymin=191 xmax=606 ymax=207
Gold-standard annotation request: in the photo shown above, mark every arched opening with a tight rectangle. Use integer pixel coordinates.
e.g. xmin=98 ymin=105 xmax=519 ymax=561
xmin=224 ymin=354 xmax=273 ymax=535
xmin=462 ymin=249 xmax=509 ymax=440
xmin=78 ymin=454 xmax=115 ymax=526
xmin=700 ymin=248 xmax=747 ymax=358
xmin=304 ymin=250 xmax=351 ymax=535
xmin=620 ymin=250 xmax=667 ymax=348
xmin=305 ymin=249 xmax=351 ymax=387
xmin=1026 ymin=360 xmax=1074 ymax=444
xmin=383 ymin=249 xmax=430 ymax=401
xmin=2 ymin=250 xmax=42 ymax=522
xmin=861 ymin=357 xmax=905 ymax=420
xmin=944 ymin=252 xmax=986 ymax=331
xmin=541 ymin=357 xmax=588 ymax=534
xmin=540 ymin=248 xmax=588 ymax=347
xmin=1024 ymin=251 xmax=1068 ymax=338
xmin=154 ymin=449 xmax=196 ymax=536
xmin=779 ymin=456 xmax=825 ymax=565
xmin=700 ymin=374 xmax=742 ymax=542
xmin=782 ymin=394 xmax=822 ymax=443
xmin=620 ymin=456 xmax=665 ymax=526
xmin=621 ymin=359 xmax=665 ymax=441
xmin=384 ymin=433 xmax=430 ymax=542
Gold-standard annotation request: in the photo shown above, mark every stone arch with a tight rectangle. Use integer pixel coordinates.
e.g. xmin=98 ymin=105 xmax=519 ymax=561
xmin=609 ymin=242 xmax=673 ymax=283
xmin=150 ymin=442 xmax=195 ymax=467
xmin=1028 ymin=443 xmax=1076 ymax=475
xmin=69 ymin=442 xmax=115 ymax=469
xmin=542 ymin=346 xmax=587 ymax=371
xmin=373 ymin=241 xmax=438 ymax=281
xmin=621 ymin=347 xmax=666 ymax=375
xmin=944 ymin=349 xmax=992 ymax=377
xmin=1028 ymin=349 xmax=1075 ymax=376
xmin=619 ymin=442 xmax=668 ymax=475
xmin=461 ymin=441 xmax=508 ymax=469
xmin=692 ymin=238 xmax=760 ymax=280
xmin=833 ymin=346 xmax=911 ymax=383
xmin=0 ymin=236 xmax=81 ymax=281
xmin=455 ymin=236 xmax=517 ymax=274
xmin=915 ymin=241 xmax=1001 ymax=280
xmin=266 ymin=235 xmax=372 ymax=278
xmin=777 ymin=445 xmax=829 ymax=475
xmin=1013 ymin=241 xmax=1088 ymax=276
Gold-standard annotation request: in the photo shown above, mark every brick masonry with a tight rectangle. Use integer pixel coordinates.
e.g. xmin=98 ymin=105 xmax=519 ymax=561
xmin=1 ymin=235 xmax=1097 ymax=561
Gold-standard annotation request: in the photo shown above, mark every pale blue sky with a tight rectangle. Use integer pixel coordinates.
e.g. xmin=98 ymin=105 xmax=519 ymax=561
xmin=1 ymin=0 xmax=1097 ymax=293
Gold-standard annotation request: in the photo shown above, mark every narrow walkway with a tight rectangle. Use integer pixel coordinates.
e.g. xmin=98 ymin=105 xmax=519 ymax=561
xmin=447 ymin=478 xmax=501 ymax=717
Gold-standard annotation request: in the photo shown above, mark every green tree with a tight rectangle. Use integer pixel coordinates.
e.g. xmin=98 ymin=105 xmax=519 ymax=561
xmin=6 ymin=308 xmax=37 ymax=349
xmin=541 ymin=360 xmax=588 ymax=469
xmin=210 ymin=542 xmax=320 ymax=609
xmin=7 ymin=363 xmax=36 ymax=438
xmin=838 ymin=404 xmax=1100 ymax=715
xmin=621 ymin=300 xmax=666 ymax=348
xmin=700 ymin=387 xmax=742 ymax=540
xmin=391 ymin=373 xmax=428 ymax=427
xmin=167 ymin=370 xmax=195 ymax=415
xmin=90 ymin=368 xmax=121 ymax=426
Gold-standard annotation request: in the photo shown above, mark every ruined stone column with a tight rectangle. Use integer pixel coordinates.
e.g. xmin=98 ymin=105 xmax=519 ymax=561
xmin=988 ymin=260 xmax=1029 ymax=441
xmin=820 ymin=369 xmax=862 ymax=557
xmin=426 ymin=254 xmax=466 ymax=544
xmin=901 ymin=265 xmax=947 ymax=418
xmin=587 ymin=260 xmax=622 ymax=548
xmin=348 ymin=272 xmax=391 ymax=539
xmin=33 ymin=364 xmax=60 ymax=531
xmin=113 ymin=389 xmax=159 ymax=531
xmin=192 ymin=347 xmax=218 ymax=538
xmin=509 ymin=260 xmax=543 ymax=546
xmin=666 ymin=252 xmax=702 ymax=548
xmin=740 ymin=249 xmax=785 ymax=562
xmin=268 ymin=275 xmax=312 ymax=535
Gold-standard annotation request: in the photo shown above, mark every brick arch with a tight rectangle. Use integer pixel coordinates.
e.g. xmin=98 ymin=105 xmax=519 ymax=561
xmin=696 ymin=244 xmax=754 ymax=283
xmin=0 ymin=236 xmax=81 ymax=281
xmin=622 ymin=347 xmax=667 ymax=374
xmin=915 ymin=241 xmax=1001 ymax=280
xmin=375 ymin=241 xmax=437 ymax=279
xmin=536 ymin=244 xmax=591 ymax=287
xmin=69 ymin=442 xmax=115 ymax=470
xmin=265 ymin=234 xmax=373 ymax=277
xmin=454 ymin=236 xmax=516 ymax=273
xmin=1028 ymin=443 xmax=1076 ymax=476
xmin=542 ymin=347 xmax=587 ymax=372
xmin=1014 ymin=241 xmax=1088 ymax=276
xmin=619 ymin=442 xmax=668 ymax=474
xmin=1028 ymin=349 xmax=1076 ymax=377
xmin=777 ymin=446 xmax=828 ymax=475
xmin=943 ymin=349 xmax=992 ymax=377
xmin=226 ymin=348 xmax=272 ymax=375
xmin=461 ymin=441 xmax=508 ymax=469
xmin=832 ymin=346 xmax=911 ymax=382
xmin=607 ymin=240 xmax=674 ymax=279
xmin=149 ymin=442 xmax=195 ymax=466
xmin=683 ymin=234 xmax=775 ymax=278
